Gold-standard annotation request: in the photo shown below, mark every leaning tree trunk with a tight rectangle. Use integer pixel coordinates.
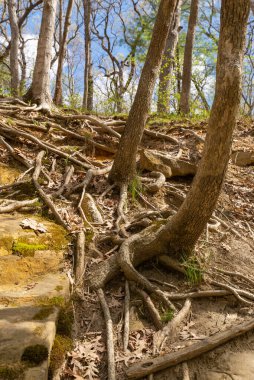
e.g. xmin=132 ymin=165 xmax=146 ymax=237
xmin=251 ymin=0 xmax=254 ymax=15
xmin=7 ymin=0 xmax=20 ymax=96
xmin=108 ymin=0 xmax=179 ymax=185
xmin=179 ymin=0 xmax=199 ymax=114
xmin=89 ymin=0 xmax=250 ymax=290
xmin=53 ymin=0 xmax=74 ymax=105
xmin=25 ymin=0 xmax=58 ymax=110
xmin=157 ymin=0 xmax=182 ymax=114
xmin=82 ymin=0 xmax=93 ymax=111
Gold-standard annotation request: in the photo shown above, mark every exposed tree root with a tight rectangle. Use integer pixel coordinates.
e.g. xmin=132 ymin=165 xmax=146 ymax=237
xmin=0 ymin=198 xmax=39 ymax=213
xmin=116 ymin=184 xmax=128 ymax=235
xmin=153 ymin=299 xmax=191 ymax=353
xmin=97 ymin=288 xmax=116 ymax=380
xmin=33 ymin=150 xmax=70 ymax=230
xmin=126 ymin=317 xmax=254 ymax=379
xmin=123 ymin=280 xmax=130 ymax=353
xmin=0 ymin=136 xmax=32 ymax=168
xmin=0 ymin=122 xmax=92 ymax=169
xmin=133 ymin=285 xmax=163 ymax=330
xmin=182 ymin=362 xmax=190 ymax=380
xmin=53 ymin=165 xmax=74 ymax=197
xmin=146 ymin=171 xmax=166 ymax=194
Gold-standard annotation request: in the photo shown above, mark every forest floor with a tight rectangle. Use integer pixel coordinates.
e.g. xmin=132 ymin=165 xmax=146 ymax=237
xmin=0 ymin=98 xmax=253 ymax=380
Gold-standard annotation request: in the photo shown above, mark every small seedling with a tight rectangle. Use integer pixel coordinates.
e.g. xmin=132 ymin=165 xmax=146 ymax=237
xmin=161 ymin=309 xmax=174 ymax=322
xmin=128 ymin=176 xmax=142 ymax=201
xmin=182 ymin=256 xmax=203 ymax=285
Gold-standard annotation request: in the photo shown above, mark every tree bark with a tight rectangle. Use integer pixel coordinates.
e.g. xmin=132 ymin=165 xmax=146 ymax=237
xmin=89 ymin=0 xmax=250 ymax=290
xmin=157 ymin=0 xmax=182 ymax=114
xmin=82 ymin=0 xmax=93 ymax=111
xmin=179 ymin=0 xmax=199 ymax=114
xmin=251 ymin=0 xmax=254 ymax=15
xmin=25 ymin=0 xmax=58 ymax=110
xmin=53 ymin=0 xmax=74 ymax=105
xmin=108 ymin=0 xmax=179 ymax=185
xmin=7 ymin=0 xmax=20 ymax=96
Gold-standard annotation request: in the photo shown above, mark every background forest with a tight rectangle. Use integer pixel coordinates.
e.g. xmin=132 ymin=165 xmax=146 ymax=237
xmin=0 ymin=0 xmax=253 ymax=115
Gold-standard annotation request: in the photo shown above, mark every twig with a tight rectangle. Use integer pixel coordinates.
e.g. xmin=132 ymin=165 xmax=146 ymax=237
xmin=97 ymin=288 xmax=116 ymax=380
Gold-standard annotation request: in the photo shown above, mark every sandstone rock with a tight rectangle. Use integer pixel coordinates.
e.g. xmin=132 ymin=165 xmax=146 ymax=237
xmin=139 ymin=149 xmax=197 ymax=178
xmin=231 ymin=151 xmax=254 ymax=167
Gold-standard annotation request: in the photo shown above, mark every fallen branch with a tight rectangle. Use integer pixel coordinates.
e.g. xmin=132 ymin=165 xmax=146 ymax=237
xmin=97 ymin=288 xmax=116 ymax=380
xmin=126 ymin=317 xmax=254 ymax=379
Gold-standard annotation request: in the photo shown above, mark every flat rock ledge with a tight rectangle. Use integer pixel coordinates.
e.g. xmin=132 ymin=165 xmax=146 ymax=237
xmin=0 ymin=214 xmax=70 ymax=380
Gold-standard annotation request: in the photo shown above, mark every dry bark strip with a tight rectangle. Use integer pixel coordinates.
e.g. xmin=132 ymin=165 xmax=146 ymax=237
xmin=97 ymin=288 xmax=116 ymax=380
xmin=126 ymin=317 xmax=254 ymax=379
xmin=74 ymin=229 xmax=86 ymax=284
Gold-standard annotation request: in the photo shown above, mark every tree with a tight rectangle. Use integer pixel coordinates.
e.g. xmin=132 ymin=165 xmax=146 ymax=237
xmin=179 ymin=0 xmax=199 ymax=114
xmin=7 ymin=0 xmax=20 ymax=96
xmin=157 ymin=0 xmax=182 ymax=114
xmin=53 ymin=0 xmax=74 ymax=105
xmin=82 ymin=0 xmax=93 ymax=111
xmin=25 ymin=0 xmax=58 ymax=110
xmin=108 ymin=0 xmax=180 ymax=185
xmin=251 ymin=0 xmax=254 ymax=15
xmin=90 ymin=0 xmax=250 ymax=291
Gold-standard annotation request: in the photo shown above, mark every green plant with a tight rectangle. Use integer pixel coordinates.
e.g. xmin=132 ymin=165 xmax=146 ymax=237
xmin=182 ymin=256 xmax=203 ymax=285
xmin=128 ymin=176 xmax=142 ymax=201
xmin=161 ymin=309 xmax=174 ymax=322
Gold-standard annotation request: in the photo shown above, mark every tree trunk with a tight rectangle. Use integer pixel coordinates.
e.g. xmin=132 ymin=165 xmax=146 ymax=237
xmin=7 ymin=0 xmax=20 ymax=96
xmin=25 ymin=0 xmax=58 ymax=110
xmin=53 ymin=0 xmax=74 ymax=105
xmin=82 ymin=0 xmax=93 ymax=111
xmin=251 ymin=0 xmax=254 ymax=15
xmin=179 ymin=0 xmax=199 ymax=115
xmin=108 ymin=0 xmax=179 ymax=185
xmin=157 ymin=0 xmax=182 ymax=114
xmin=89 ymin=0 xmax=250 ymax=290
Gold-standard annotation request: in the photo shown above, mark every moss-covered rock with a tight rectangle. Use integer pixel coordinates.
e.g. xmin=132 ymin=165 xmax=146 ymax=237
xmin=21 ymin=344 xmax=49 ymax=365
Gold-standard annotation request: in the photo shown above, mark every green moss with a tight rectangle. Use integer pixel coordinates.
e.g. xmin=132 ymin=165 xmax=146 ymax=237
xmin=32 ymin=306 xmax=54 ymax=320
xmin=0 ymin=365 xmax=24 ymax=380
xmin=37 ymin=296 xmax=66 ymax=308
xmin=12 ymin=241 xmax=47 ymax=257
xmin=55 ymin=285 xmax=63 ymax=292
xmin=57 ymin=307 xmax=73 ymax=337
xmin=21 ymin=344 xmax=48 ymax=365
xmin=48 ymin=335 xmax=72 ymax=379
xmin=0 ymin=235 xmax=13 ymax=252
xmin=85 ymin=229 xmax=94 ymax=244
